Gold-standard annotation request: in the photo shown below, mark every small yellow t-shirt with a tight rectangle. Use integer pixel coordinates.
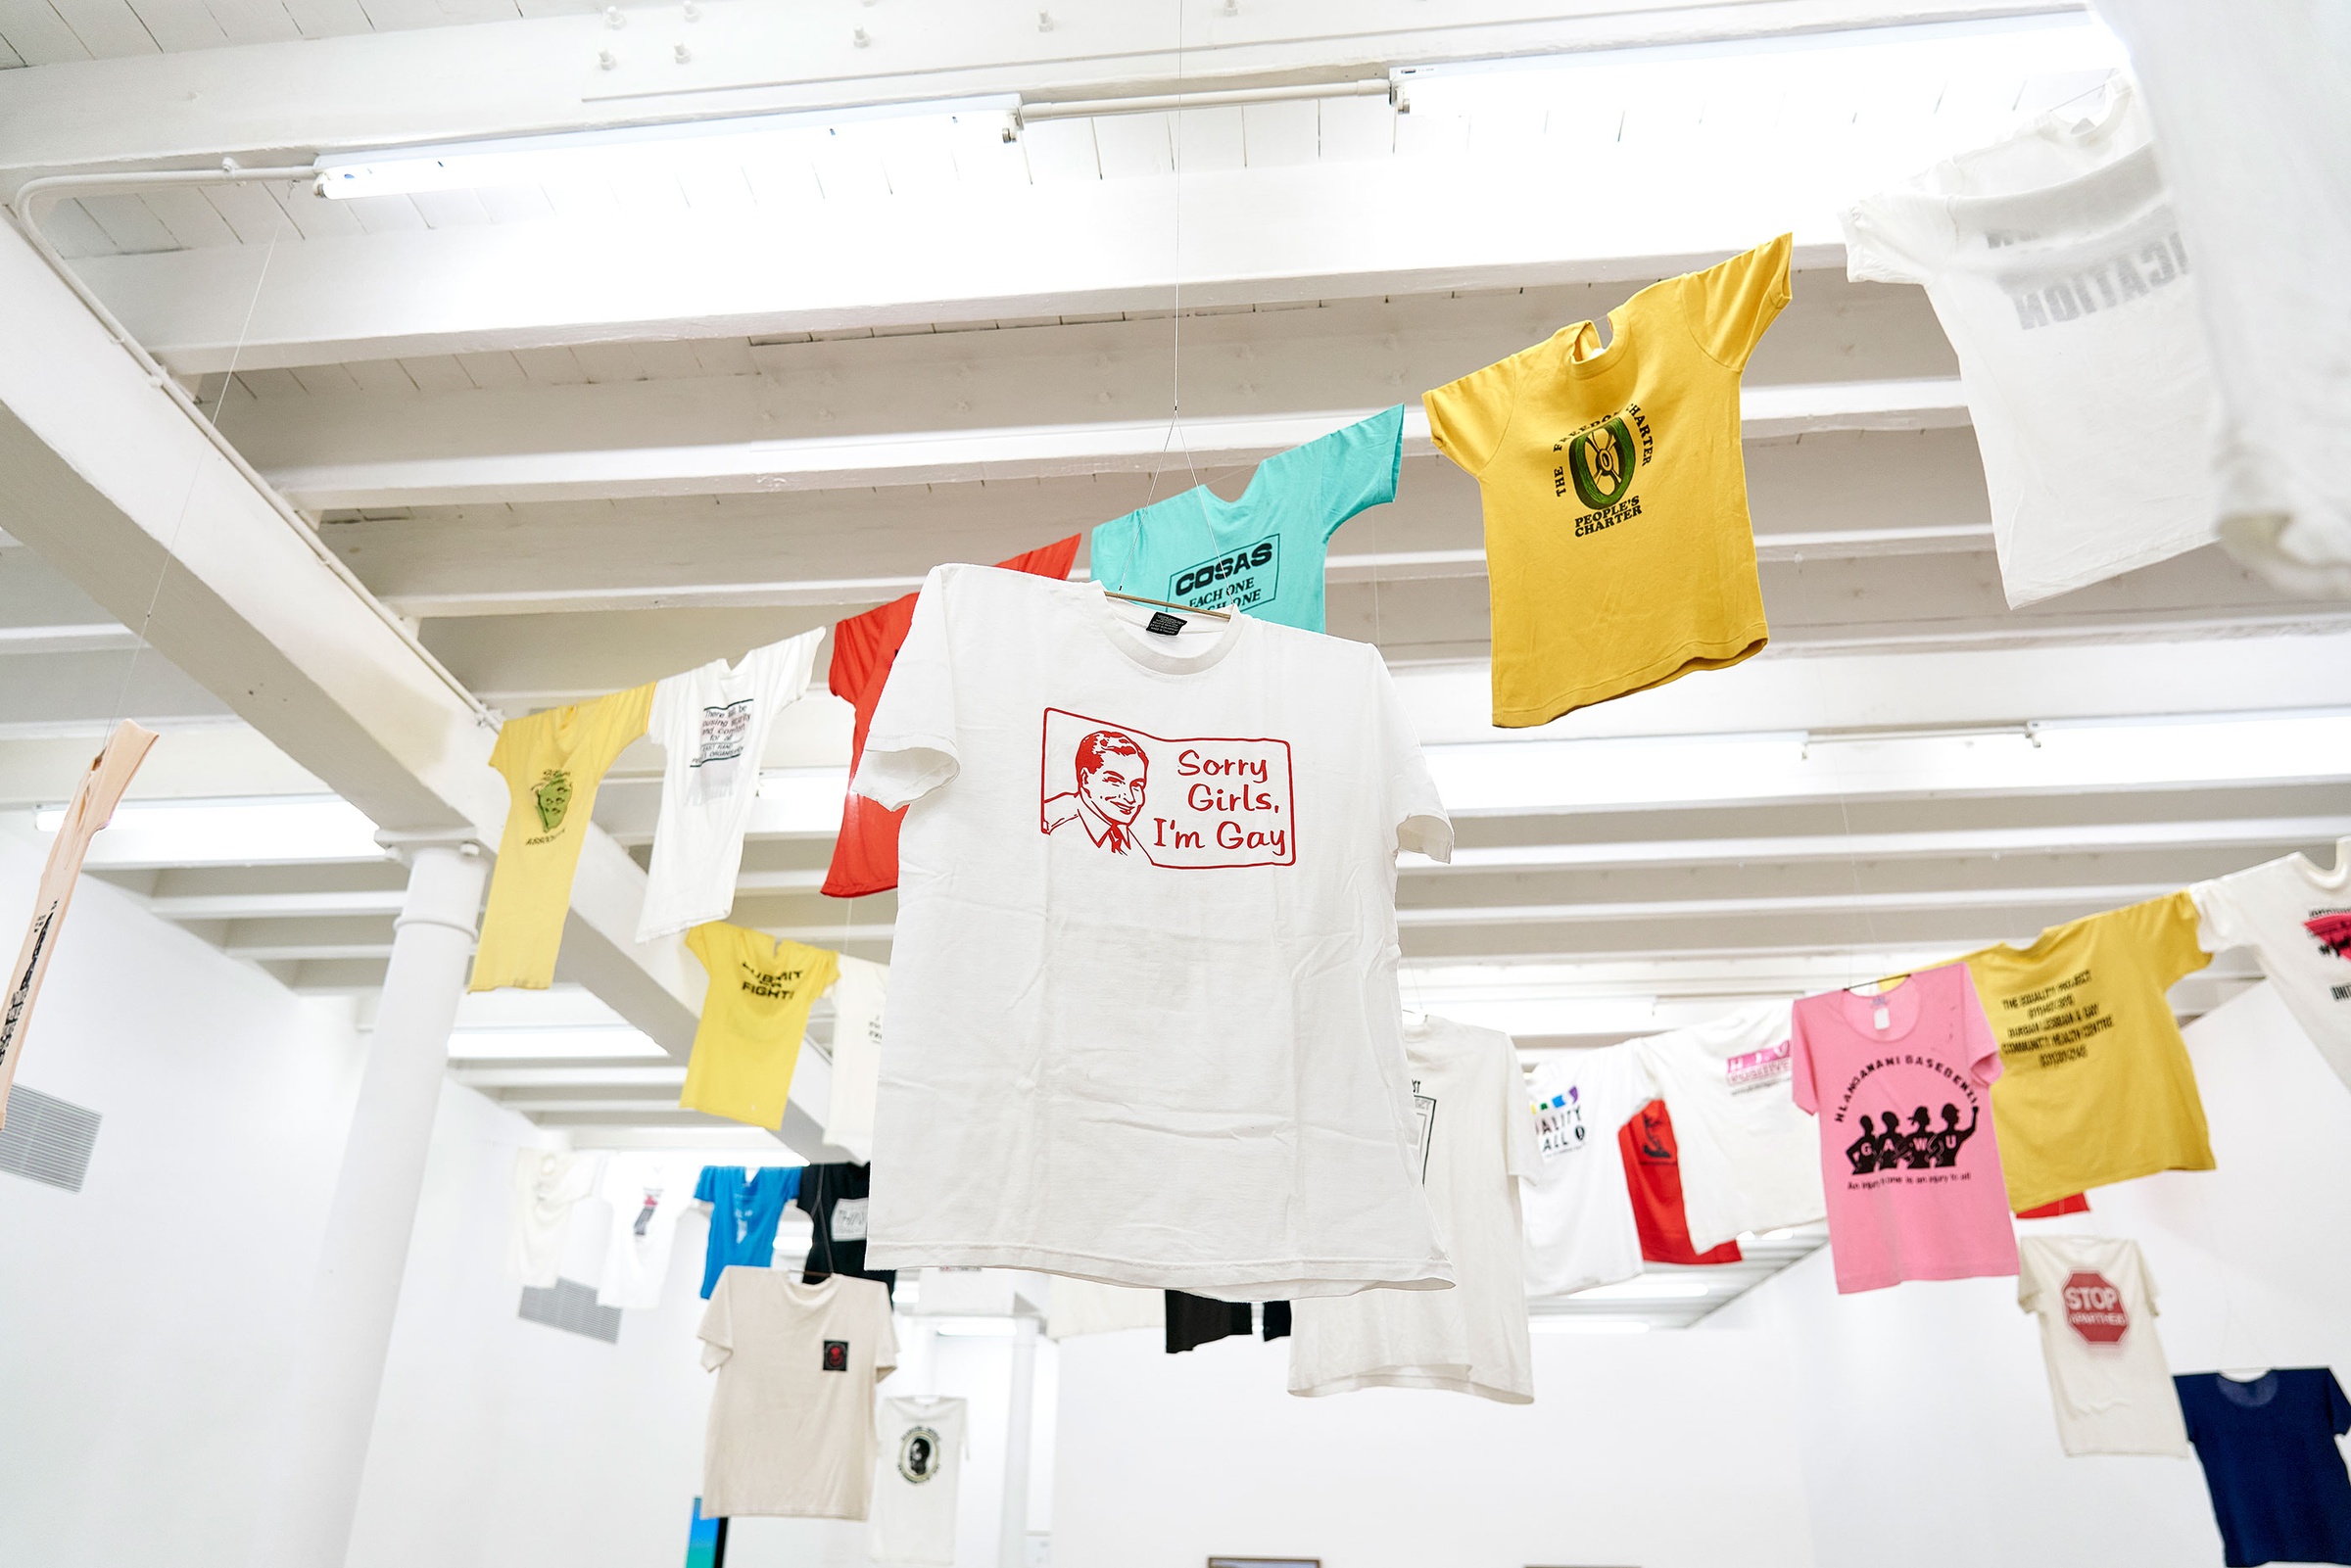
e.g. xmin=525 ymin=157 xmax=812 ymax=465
xmin=468 ymin=684 xmax=654 ymax=992
xmin=680 ymin=924 xmax=841 ymax=1129
xmin=1423 ymin=234 xmax=1791 ymax=726
xmin=1963 ymin=892 xmax=2215 ymax=1212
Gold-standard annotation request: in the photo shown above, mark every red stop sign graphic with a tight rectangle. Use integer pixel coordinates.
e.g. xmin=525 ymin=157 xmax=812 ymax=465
xmin=2062 ymin=1271 xmax=2129 ymax=1344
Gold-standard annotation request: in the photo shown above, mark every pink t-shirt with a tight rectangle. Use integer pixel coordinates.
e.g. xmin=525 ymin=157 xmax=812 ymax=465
xmin=1791 ymin=964 xmax=2019 ymax=1294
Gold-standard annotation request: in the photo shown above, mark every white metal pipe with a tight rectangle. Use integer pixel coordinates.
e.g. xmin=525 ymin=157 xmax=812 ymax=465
xmin=996 ymin=1317 xmax=1040 ymax=1568
xmin=1019 ymin=76 xmax=1392 ymax=120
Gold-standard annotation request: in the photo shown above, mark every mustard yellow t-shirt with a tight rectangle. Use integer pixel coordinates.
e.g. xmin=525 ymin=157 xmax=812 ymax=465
xmin=1423 ymin=234 xmax=1791 ymax=727
xmin=1963 ymin=892 xmax=2215 ymax=1212
xmin=680 ymin=923 xmax=841 ymax=1129
xmin=468 ymin=684 xmax=653 ymax=992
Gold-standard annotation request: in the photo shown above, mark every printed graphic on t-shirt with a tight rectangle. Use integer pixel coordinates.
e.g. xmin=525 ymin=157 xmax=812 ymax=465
xmin=2063 ymin=1271 xmax=2130 ymax=1344
xmin=1725 ymin=1038 xmax=1793 ymax=1095
xmin=1037 ymin=708 xmax=1296 ymax=869
xmin=829 ymin=1197 xmax=870 ymax=1242
xmin=1829 ymin=1059 xmax=1986 ymax=1192
xmin=1628 ymin=1104 xmax=1674 ymax=1167
xmin=897 ymin=1425 xmax=942 ymax=1483
xmin=1170 ymin=535 xmax=1279 ymax=614
xmin=632 ymin=1186 xmax=663 ymax=1238
xmin=1552 ymin=403 xmax=1656 ymax=539
xmin=1535 ymin=1086 xmax=1587 ymax=1162
xmin=1988 ymin=968 xmax=2114 ymax=1070
xmin=738 ymin=959 xmax=811 ymax=1000
xmin=689 ymin=698 xmax=754 ymax=803
xmin=2306 ymin=910 xmax=2351 ymax=961
xmin=821 ymin=1339 xmax=849 ymax=1372
xmin=2000 ymin=216 xmax=2190 ymax=333
xmin=1410 ymin=1077 xmax=1437 ymax=1183
xmin=529 ymin=769 xmax=572 ymax=838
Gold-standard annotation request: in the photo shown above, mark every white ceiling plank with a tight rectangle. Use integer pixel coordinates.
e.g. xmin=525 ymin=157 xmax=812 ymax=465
xmin=265 ymin=177 xmax=366 ymax=240
xmin=471 ymin=182 xmax=557 ymax=223
xmin=48 ymin=0 xmax=157 ymax=57
xmin=407 ymin=186 xmax=496 ymax=228
xmin=341 ymin=356 xmax=415 ymax=394
xmin=340 ymin=191 xmax=428 ymax=233
xmin=36 ymin=195 xmax=115 ymax=259
xmin=1175 ymin=105 xmax=1247 ymax=174
xmin=201 ymin=0 xmax=299 ymax=45
xmin=0 ymin=1 xmax=2085 ymax=175
xmin=1021 ymin=117 xmax=1100 ymax=184
xmin=452 ymin=348 xmax=527 ymax=391
xmin=1093 ymin=110 xmax=1175 ymax=178
xmin=0 ymin=31 xmax=22 ymax=64
xmin=1242 ymin=97 xmax=1319 ymax=167
xmin=285 ymin=360 xmax=360 ymax=396
xmin=124 ymin=0 xmax=226 ymax=51
xmin=140 ymin=184 xmax=242 ymax=248
xmin=392 ymin=353 xmax=471 ymax=393
xmin=507 ymin=344 xmax=587 ymax=385
xmin=202 ymin=178 xmax=298 ymax=244
xmin=74 ymin=190 xmax=178 ymax=252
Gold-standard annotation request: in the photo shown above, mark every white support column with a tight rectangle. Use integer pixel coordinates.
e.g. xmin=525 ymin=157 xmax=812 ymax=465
xmin=996 ymin=1316 xmax=1040 ymax=1568
xmin=247 ymin=837 xmax=488 ymax=1568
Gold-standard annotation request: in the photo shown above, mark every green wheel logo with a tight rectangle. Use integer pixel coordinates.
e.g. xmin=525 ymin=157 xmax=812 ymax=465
xmin=1567 ymin=418 xmax=1638 ymax=510
xmin=532 ymin=769 xmax=572 ymax=832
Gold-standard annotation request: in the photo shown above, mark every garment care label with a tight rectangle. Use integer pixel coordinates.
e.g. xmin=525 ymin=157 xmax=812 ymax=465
xmin=829 ymin=1197 xmax=870 ymax=1241
xmin=1037 ymin=707 xmax=1297 ymax=869
xmin=1534 ymin=1087 xmax=1587 ymax=1162
xmin=1145 ymin=611 xmax=1187 ymax=637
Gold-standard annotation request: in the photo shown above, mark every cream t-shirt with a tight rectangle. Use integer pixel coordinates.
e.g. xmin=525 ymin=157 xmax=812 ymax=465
xmin=697 ymin=1271 xmax=898 ymax=1519
xmin=2017 ymin=1234 xmax=2190 ymax=1456
xmin=1634 ymin=1002 xmax=1820 ymax=1254
xmin=2192 ymin=845 xmax=2351 ymax=1091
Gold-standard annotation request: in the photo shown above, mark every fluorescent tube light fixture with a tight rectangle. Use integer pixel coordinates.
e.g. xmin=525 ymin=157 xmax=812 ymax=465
xmin=312 ymin=96 xmax=1020 ymax=200
xmin=39 ymin=794 xmax=383 ymax=867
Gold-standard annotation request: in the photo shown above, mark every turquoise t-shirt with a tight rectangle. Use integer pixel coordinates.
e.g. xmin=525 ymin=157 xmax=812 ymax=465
xmin=1087 ymin=404 xmax=1405 ymax=632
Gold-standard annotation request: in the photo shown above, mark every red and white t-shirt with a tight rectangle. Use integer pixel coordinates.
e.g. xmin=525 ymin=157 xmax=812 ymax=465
xmin=822 ymin=536 xmax=1080 ymax=899
xmin=2016 ymin=1234 xmax=2189 ymax=1456
xmin=852 ymin=565 xmax=1454 ymax=1298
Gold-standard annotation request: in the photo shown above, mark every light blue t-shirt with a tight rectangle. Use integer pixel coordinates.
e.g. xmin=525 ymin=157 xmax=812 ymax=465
xmin=695 ymin=1164 xmax=801 ymax=1299
xmin=1087 ymin=405 xmax=1405 ymax=633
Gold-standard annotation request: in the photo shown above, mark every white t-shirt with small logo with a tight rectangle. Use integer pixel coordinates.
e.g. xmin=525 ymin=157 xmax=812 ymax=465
xmin=870 ymin=1395 xmax=968 ymax=1565
xmin=1521 ymin=1042 xmax=1653 ymax=1299
xmin=2016 ymin=1234 xmax=2189 ymax=1456
xmin=853 ymin=565 xmax=1453 ymax=1299
xmin=638 ymin=628 xmax=824 ymax=941
xmin=1635 ymin=1002 xmax=1821 ymax=1254
xmin=1843 ymin=83 xmax=2217 ymax=607
xmin=2192 ymin=847 xmax=2351 ymax=1091
xmin=596 ymin=1152 xmax=705 ymax=1309
xmin=1290 ymin=1015 xmax=1539 ymax=1403
xmin=697 ymin=1272 xmax=898 ymax=1519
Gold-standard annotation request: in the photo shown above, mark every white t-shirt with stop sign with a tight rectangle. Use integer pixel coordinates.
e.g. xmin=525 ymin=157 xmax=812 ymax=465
xmin=852 ymin=565 xmax=1454 ymax=1299
xmin=2016 ymin=1235 xmax=2190 ymax=1456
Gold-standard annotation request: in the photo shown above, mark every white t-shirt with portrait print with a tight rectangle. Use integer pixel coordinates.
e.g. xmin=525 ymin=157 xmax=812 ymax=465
xmin=1634 ymin=1001 xmax=1820 ymax=1255
xmin=870 ymin=1395 xmax=969 ymax=1566
xmin=2192 ymin=844 xmax=2351 ymax=1091
xmin=1521 ymin=1041 xmax=1654 ymax=1299
xmin=1843 ymin=83 xmax=2218 ymax=607
xmin=851 ymin=564 xmax=1454 ymax=1299
xmin=637 ymin=628 xmax=825 ymax=941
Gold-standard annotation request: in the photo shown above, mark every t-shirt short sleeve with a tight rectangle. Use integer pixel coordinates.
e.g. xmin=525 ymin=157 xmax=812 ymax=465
xmin=1840 ymin=193 xmax=1941 ymax=286
xmin=696 ymin=1272 xmax=734 ymax=1371
xmin=2175 ymin=1376 xmax=2200 ymax=1444
xmin=2187 ymin=877 xmax=2251 ymax=956
xmin=649 ymin=672 xmax=684 ymax=755
xmin=872 ymin=1289 xmax=900 ymax=1380
xmin=487 ymin=717 xmax=519 ymax=784
xmin=853 ymin=568 xmax=962 ymax=811
xmin=2139 ymin=890 xmax=2215 ymax=985
xmin=695 ymin=1164 xmax=724 ymax=1205
xmin=1684 ymin=232 xmax=1795 ymax=371
xmin=1422 ymin=353 xmax=1523 ymax=479
xmin=1312 ymin=404 xmax=1406 ymax=540
xmin=1503 ymin=1043 xmax=1541 ymax=1182
xmin=593 ymin=683 xmax=657 ymax=773
xmin=684 ymin=922 xmax=718 ymax=976
xmin=1789 ymin=1008 xmax=1820 ymax=1117
xmin=2326 ymin=1371 xmax=2351 ymax=1437
xmin=1959 ymin=973 xmax=2004 ymax=1088
xmin=2016 ymin=1247 xmax=2044 ymax=1315
xmin=1373 ymin=650 xmax=1452 ymax=863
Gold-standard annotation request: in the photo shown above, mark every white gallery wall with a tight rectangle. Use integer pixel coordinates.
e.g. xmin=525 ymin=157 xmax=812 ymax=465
xmin=0 ymin=834 xmax=364 ymax=1568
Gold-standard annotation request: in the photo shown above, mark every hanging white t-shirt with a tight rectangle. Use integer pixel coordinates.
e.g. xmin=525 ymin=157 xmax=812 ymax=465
xmin=698 ymin=1271 xmax=898 ymax=1519
xmin=596 ymin=1153 xmax=704 ymax=1308
xmin=1521 ymin=1042 xmax=1653 ymax=1299
xmin=2092 ymin=1 xmax=2351 ymax=597
xmin=852 ymin=565 xmax=1453 ymax=1299
xmin=870 ymin=1395 xmax=969 ymax=1565
xmin=2192 ymin=846 xmax=2351 ymax=1091
xmin=638 ymin=629 xmax=825 ymax=941
xmin=1290 ymin=1015 xmax=1537 ymax=1403
xmin=508 ymin=1148 xmax=602 ymax=1288
xmin=1045 ymin=1277 xmax=1165 ymax=1341
xmin=2016 ymin=1234 xmax=2190 ymax=1456
xmin=821 ymin=955 xmax=888 ymax=1163
xmin=1843 ymin=84 xmax=2218 ymax=607
xmin=1635 ymin=1002 xmax=1820 ymax=1254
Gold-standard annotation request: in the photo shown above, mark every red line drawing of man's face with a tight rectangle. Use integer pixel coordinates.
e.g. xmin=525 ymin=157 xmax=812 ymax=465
xmin=1076 ymin=732 xmax=1148 ymax=827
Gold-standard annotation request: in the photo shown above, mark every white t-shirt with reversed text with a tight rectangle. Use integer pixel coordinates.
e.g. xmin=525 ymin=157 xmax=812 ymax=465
xmin=1635 ymin=1001 xmax=1820 ymax=1254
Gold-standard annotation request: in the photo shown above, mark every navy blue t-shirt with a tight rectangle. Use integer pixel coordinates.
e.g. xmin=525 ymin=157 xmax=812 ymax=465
xmin=2177 ymin=1369 xmax=2351 ymax=1568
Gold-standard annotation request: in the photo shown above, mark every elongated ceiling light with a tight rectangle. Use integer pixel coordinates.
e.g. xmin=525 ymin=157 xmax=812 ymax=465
xmin=312 ymin=95 xmax=1020 ymax=200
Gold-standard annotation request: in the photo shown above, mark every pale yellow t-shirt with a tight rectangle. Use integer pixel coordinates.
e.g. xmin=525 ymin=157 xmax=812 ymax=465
xmin=1423 ymin=234 xmax=1791 ymax=726
xmin=1963 ymin=892 xmax=2215 ymax=1212
xmin=680 ymin=923 xmax=841 ymax=1129
xmin=468 ymin=684 xmax=653 ymax=992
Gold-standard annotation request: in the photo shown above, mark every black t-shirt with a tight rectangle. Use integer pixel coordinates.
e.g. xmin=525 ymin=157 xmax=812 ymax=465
xmin=797 ymin=1162 xmax=896 ymax=1300
xmin=1163 ymin=1293 xmax=1290 ymax=1352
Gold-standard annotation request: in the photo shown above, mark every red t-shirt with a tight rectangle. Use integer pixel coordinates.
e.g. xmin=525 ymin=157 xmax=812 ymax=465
xmin=1618 ymin=1099 xmax=1744 ymax=1266
xmin=821 ymin=537 xmax=1081 ymax=898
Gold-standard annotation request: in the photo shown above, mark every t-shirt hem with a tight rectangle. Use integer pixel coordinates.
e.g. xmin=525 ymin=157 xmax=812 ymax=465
xmin=698 ymin=1498 xmax=873 ymax=1522
xmin=1493 ymin=626 xmax=1769 ymax=728
xmin=1833 ymin=1257 xmax=2019 ymax=1295
xmin=1289 ymin=1369 xmax=1533 ymax=1404
xmin=2006 ymin=1152 xmax=2216 ymax=1215
xmin=864 ymin=1241 xmax=1453 ymax=1300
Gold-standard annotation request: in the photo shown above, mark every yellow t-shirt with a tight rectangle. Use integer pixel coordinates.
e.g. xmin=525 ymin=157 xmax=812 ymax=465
xmin=1963 ymin=892 xmax=2215 ymax=1212
xmin=1423 ymin=234 xmax=1791 ymax=726
xmin=468 ymin=684 xmax=653 ymax=992
xmin=680 ymin=923 xmax=841 ymax=1129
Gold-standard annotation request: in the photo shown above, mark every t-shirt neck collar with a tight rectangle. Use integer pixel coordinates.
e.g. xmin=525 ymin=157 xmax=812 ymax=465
xmin=2295 ymin=842 xmax=2351 ymax=894
xmin=1838 ymin=973 xmax=1926 ymax=1041
xmin=1087 ymin=582 xmax=1249 ymax=676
